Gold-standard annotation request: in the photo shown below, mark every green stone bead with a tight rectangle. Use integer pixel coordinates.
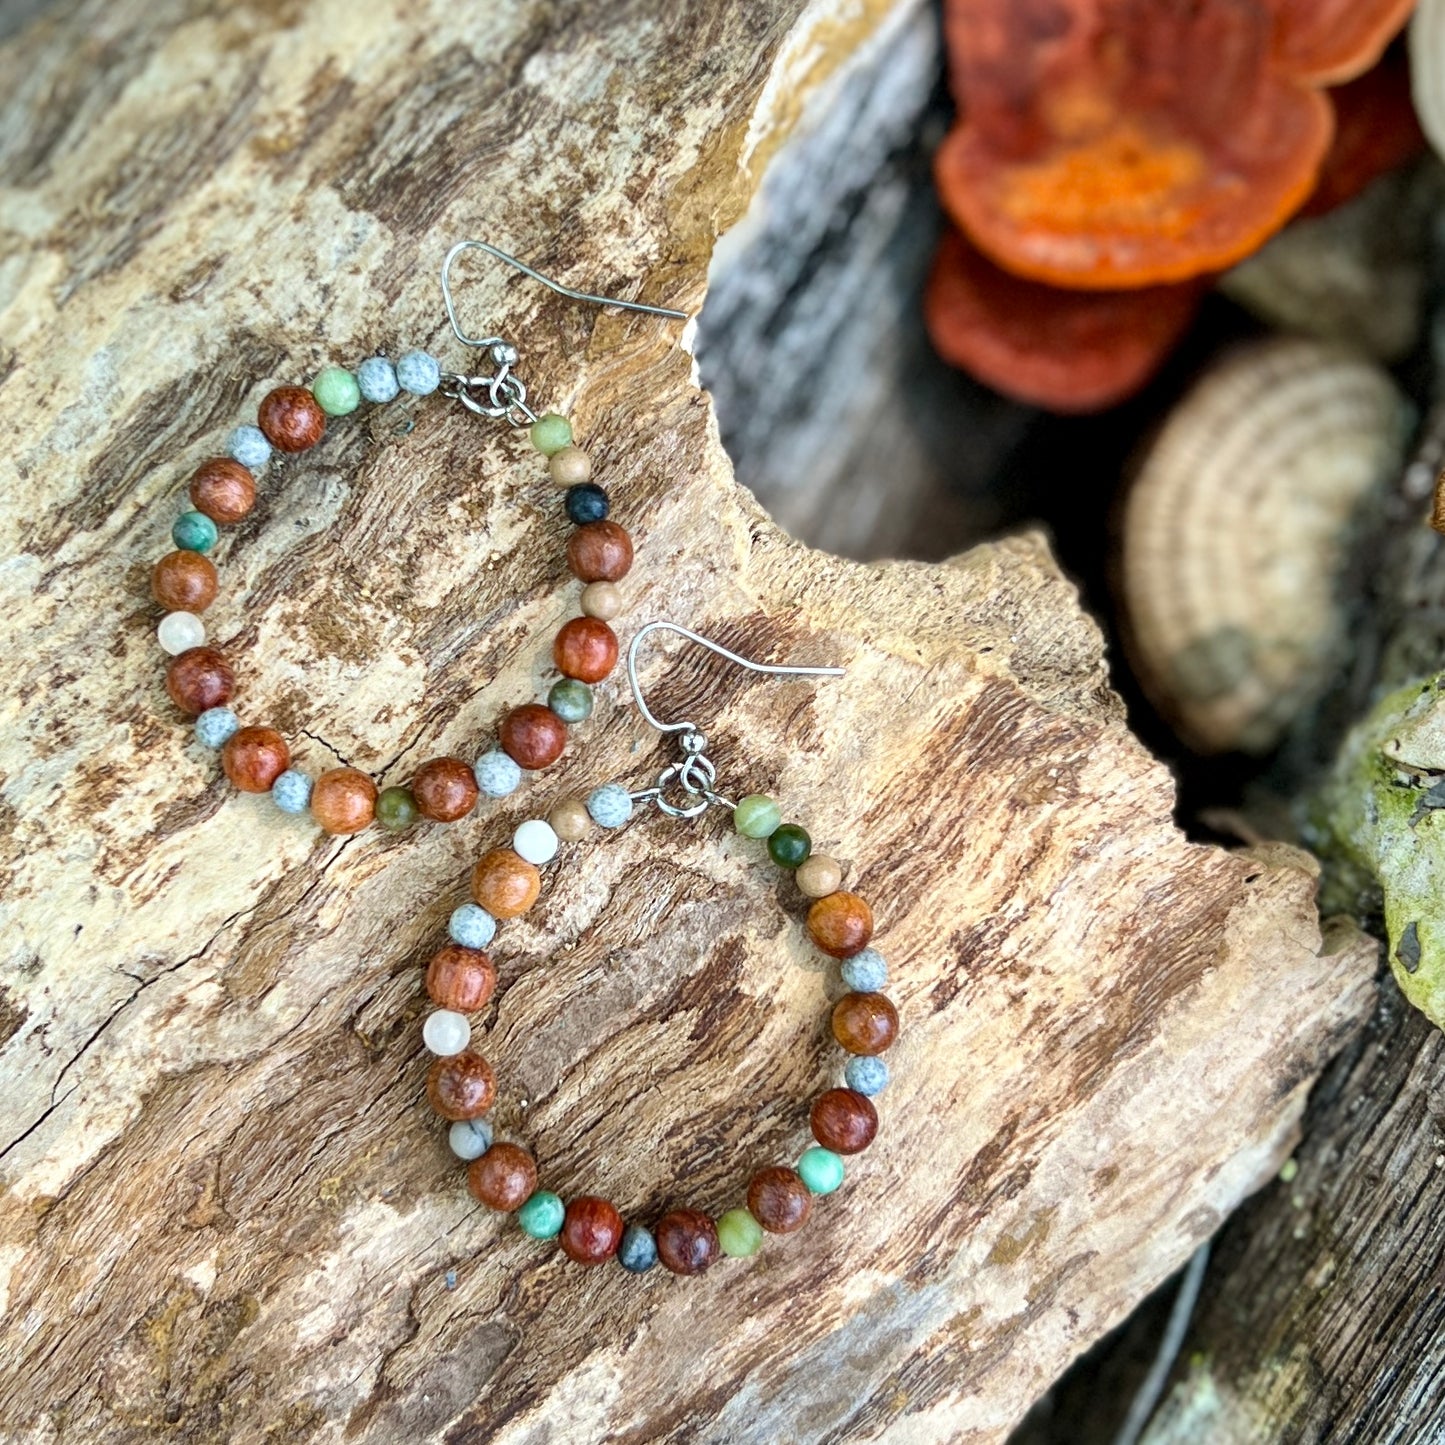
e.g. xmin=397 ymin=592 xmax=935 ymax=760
xmin=375 ymin=786 xmax=420 ymax=831
xmin=172 ymin=510 xmax=218 ymax=553
xmin=548 ymin=677 xmax=594 ymax=724
xmin=717 ymin=1208 xmax=764 ymax=1258
xmin=798 ymin=1147 xmax=845 ymax=1195
xmin=768 ymin=823 xmax=812 ymax=869
xmin=733 ymin=794 xmax=782 ymax=839
xmin=529 ymin=412 xmax=573 ymax=456
xmin=311 ymin=366 xmax=362 ymax=417
xmin=517 ymin=1190 xmax=565 ymax=1239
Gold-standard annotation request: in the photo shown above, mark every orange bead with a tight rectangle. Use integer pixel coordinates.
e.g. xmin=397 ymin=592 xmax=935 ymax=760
xmin=471 ymin=848 xmax=541 ymax=919
xmin=560 ymin=1197 xmax=624 ymax=1265
xmin=189 ymin=457 xmax=256 ymax=524
xmin=152 ymin=551 xmax=218 ymax=612
xmin=425 ymin=946 xmax=497 ymax=1012
xmin=467 ymin=1142 xmax=536 ymax=1210
xmin=221 ymin=726 xmax=290 ymax=793
xmin=257 ymin=386 xmax=325 ymax=451
xmin=810 ymin=1087 xmax=878 ymax=1153
xmin=831 ymin=991 xmax=898 ymax=1056
xmin=566 ymin=521 xmax=633 ymax=582
xmin=427 ymin=1050 xmax=497 ymax=1120
xmin=310 ymin=767 xmax=377 ymax=834
xmin=806 ymin=891 xmax=874 ymax=958
xmin=498 ymin=703 xmax=567 ymax=769
xmin=165 ymin=647 xmax=234 ymax=715
xmin=553 ymin=616 xmax=619 ymax=683
xmin=411 ymin=756 xmax=479 ymax=822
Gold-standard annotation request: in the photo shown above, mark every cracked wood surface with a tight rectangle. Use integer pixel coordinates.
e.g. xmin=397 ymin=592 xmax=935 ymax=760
xmin=0 ymin=1 xmax=1378 ymax=1441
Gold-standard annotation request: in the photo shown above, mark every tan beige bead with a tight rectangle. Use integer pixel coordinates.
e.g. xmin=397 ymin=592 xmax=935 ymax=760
xmin=548 ymin=798 xmax=592 ymax=842
xmin=580 ymin=581 xmax=622 ymax=621
xmin=796 ymin=853 xmax=843 ymax=899
xmin=548 ymin=446 xmax=592 ymax=486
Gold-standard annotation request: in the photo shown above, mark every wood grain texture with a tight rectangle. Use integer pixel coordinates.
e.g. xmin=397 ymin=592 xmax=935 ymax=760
xmin=0 ymin=1 xmax=1376 ymax=1441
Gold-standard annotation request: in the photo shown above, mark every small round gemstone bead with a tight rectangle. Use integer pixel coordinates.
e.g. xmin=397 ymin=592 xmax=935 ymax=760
xmin=425 ymin=945 xmax=497 ymax=1012
xmin=448 ymin=1116 xmax=494 ymax=1161
xmin=222 ymin=726 xmax=290 ymax=793
xmin=172 ymin=510 xmax=218 ymax=554
xmin=717 ymin=1208 xmax=764 ymax=1258
xmin=310 ymin=767 xmax=377 ymax=834
xmin=548 ymin=798 xmax=592 ymax=842
xmin=356 ymin=356 xmax=400 ymax=403
xmin=566 ymin=520 xmax=633 ymax=583
xmin=471 ymin=848 xmax=541 ymax=919
xmin=412 ymin=756 xmax=480 ymax=822
xmin=768 ymin=823 xmax=812 ymax=869
xmin=561 ymin=1197 xmax=625 ymax=1265
xmin=226 ymin=423 xmax=272 ymax=471
xmin=553 ymin=617 xmax=618 ymax=683
xmin=808 ymin=891 xmax=874 ymax=957
xmin=747 ymin=1167 xmax=813 ymax=1234
xmin=271 ymin=769 xmax=313 ymax=815
xmin=499 ymin=704 xmax=568 ymax=770
xmin=547 ymin=677 xmax=594 ymax=724
xmin=549 ymin=446 xmax=593 ymax=487
xmin=529 ymin=412 xmax=573 ymax=455
xmin=518 ymin=1190 xmax=566 ymax=1239
xmin=580 ymin=581 xmax=622 ymax=620
xmin=422 ymin=1009 xmax=470 ymax=1056
xmin=468 ymin=1143 xmax=537 ymax=1210
xmin=841 ymin=947 xmax=887 ymax=993
xmin=796 ymin=853 xmax=843 ymax=899
xmin=153 ymin=551 xmax=218 ymax=612
xmin=798 ymin=1147 xmax=845 ymax=1195
xmin=655 ymin=1210 xmax=720 ymax=1276
xmin=426 ymin=1049 xmax=496 ymax=1120
xmin=257 ymin=386 xmax=326 ymax=451
xmin=311 ymin=365 xmax=361 ymax=416
xmin=811 ymin=1087 xmax=879 ymax=1153
xmin=448 ymin=903 xmax=497 ymax=950
xmin=189 ymin=457 xmax=255 ymax=524
xmin=586 ymin=783 xmax=633 ymax=829
xmin=166 ymin=647 xmax=234 ymax=715
xmin=733 ymin=794 xmax=781 ymax=839
xmin=474 ymin=749 xmax=522 ymax=798
xmin=832 ymin=991 xmax=899 ymax=1055
xmin=845 ymin=1055 xmax=890 ymax=1097
xmin=395 ymin=350 xmax=441 ymax=395
xmin=617 ymin=1223 xmax=658 ymax=1274
xmin=564 ymin=483 xmax=609 ymax=524
xmin=157 ymin=611 xmax=206 ymax=655
xmin=194 ymin=707 xmax=240 ymax=749
xmin=375 ymin=785 xmax=420 ymax=831
xmin=512 ymin=818 xmax=559 ymax=865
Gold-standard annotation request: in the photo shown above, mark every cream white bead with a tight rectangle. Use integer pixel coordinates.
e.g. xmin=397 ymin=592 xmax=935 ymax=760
xmin=422 ymin=1009 xmax=470 ymax=1056
xmin=512 ymin=818 xmax=559 ymax=865
xmin=158 ymin=611 xmax=205 ymax=655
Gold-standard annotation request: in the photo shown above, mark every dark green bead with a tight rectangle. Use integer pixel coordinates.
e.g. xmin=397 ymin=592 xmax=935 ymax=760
xmin=548 ymin=677 xmax=594 ymax=724
xmin=768 ymin=823 xmax=812 ymax=869
xmin=172 ymin=510 xmax=218 ymax=553
xmin=375 ymin=786 xmax=420 ymax=831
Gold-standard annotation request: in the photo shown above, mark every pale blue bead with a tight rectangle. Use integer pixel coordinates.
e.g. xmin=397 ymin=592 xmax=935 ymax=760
xmin=845 ymin=1055 xmax=889 ymax=1097
xmin=841 ymin=947 xmax=887 ymax=993
xmin=396 ymin=350 xmax=440 ymax=395
xmin=586 ymin=783 xmax=633 ymax=829
xmin=474 ymin=749 xmax=521 ymax=798
xmin=271 ymin=770 xmax=313 ymax=815
xmin=227 ymin=424 xmax=271 ymax=471
xmin=194 ymin=707 xmax=240 ymax=749
xmin=357 ymin=356 xmax=399 ymax=404
xmin=449 ymin=903 xmax=497 ymax=950
xmin=448 ymin=1117 xmax=494 ymax=1161
xmin=617 ymin=1224 xmax=658 ymax=1274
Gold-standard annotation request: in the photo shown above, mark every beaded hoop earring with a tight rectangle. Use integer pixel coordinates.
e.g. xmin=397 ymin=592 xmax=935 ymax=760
xmin=419 ymin=623 xmax=899 ymax=1275
xmin=150 ymin=242 xmax=685 ymax=839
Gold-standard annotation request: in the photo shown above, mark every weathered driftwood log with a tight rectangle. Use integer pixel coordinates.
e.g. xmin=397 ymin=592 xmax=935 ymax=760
xmin=0 ymin=1 xmax=1375 ymax=1440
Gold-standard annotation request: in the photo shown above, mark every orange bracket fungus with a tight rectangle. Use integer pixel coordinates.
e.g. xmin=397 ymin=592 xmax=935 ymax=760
xmin=1267 ymin=0 xmax=1419 ymax=87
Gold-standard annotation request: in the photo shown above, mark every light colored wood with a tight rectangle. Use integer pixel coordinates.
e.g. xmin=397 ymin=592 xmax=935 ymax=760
xmin=0 ymin=1 xmax=1375 ymax=1440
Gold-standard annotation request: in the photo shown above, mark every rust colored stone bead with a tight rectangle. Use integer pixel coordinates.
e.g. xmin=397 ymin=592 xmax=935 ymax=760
xmin=471 ymin=847 xmax=541 ymax=920
xmin=560 ymin=1196 xmax=624 ymax=1265
xmin=310 ymin=766 xmax=377 ymax=835
xmin=427 ymin=1049 xmax=497 ymax=1121
xmin=411 ymin=756 xmax=479 ymax=823
xmin=498 ymin=703 xmax=567 ymax=770
xmin=221 ymin=726 xmax=290 ymax=793
xmin=553 ymin=616 xmax=619 ymax=684
xmin=152 ymin=550 xmax=218 ymax=612
xmin=425 ymin=945 xmax=497 ymax=1012
xmin=832 ymin=991 xmax=899 ymax=1056
xmin=746 ymin=1166 xmax=813 ymax=1234
xmin=467 ymin=1142 xmax=536 ymax=1210
xmin=806 ymin=891 xmax=875 ymax=958
xmin=566 ymin=520 xmax=633 ymax=583
xmin=257 ymin=386 xmax=326 ymax=452
xmin=189 ymin=457 xmax=256 ymax=524
xmin=655 ymin=1209 xmax=720 ymax=1276
xmin=811 ymin=1087 xmax=879 ymax=1154
xmin=165 ymin=646 xmax=234 ymax=715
